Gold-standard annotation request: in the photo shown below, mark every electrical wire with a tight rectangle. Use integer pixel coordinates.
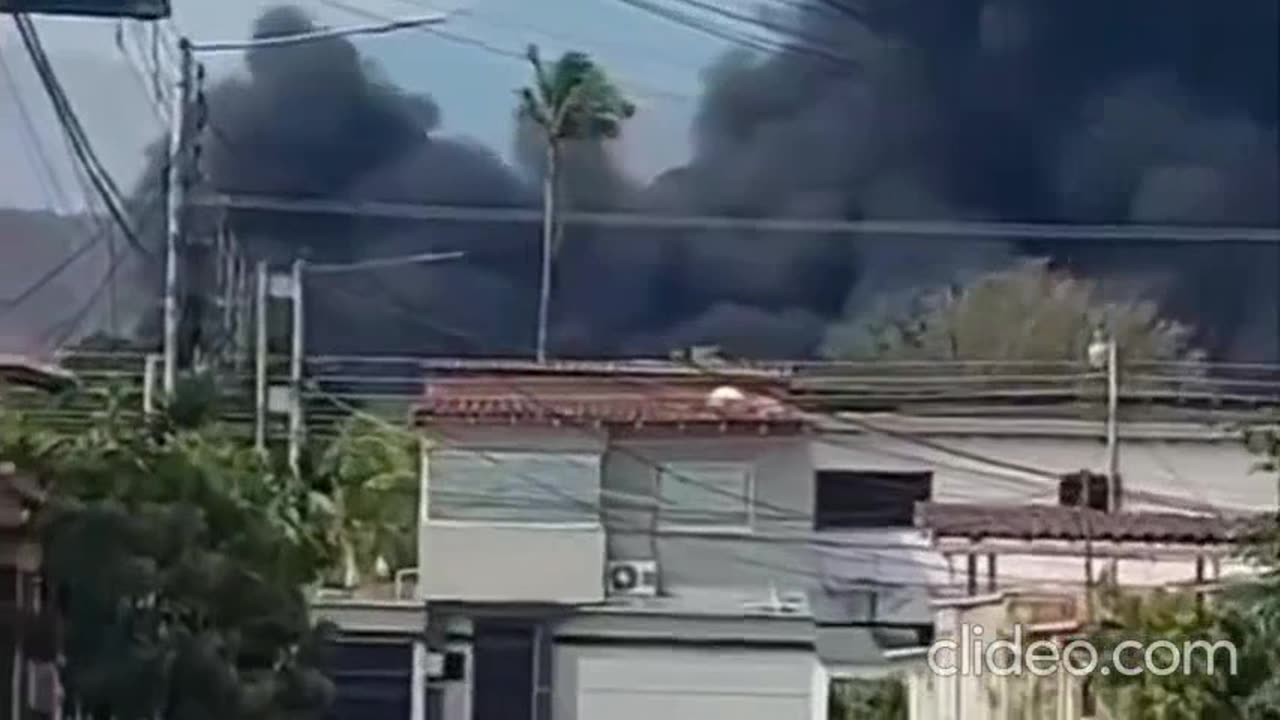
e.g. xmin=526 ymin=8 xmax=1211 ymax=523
xmin=12 ymin=15 xmax=154 ymax=260
xmin=0 ymin=184 xmax=167 ymax=320
xmin=383 ymin=0 xmax=709 ymax=86
xmin=38 ymin=186 xmax=169 ymax=350
xmin=0 ymin=42 xmax=74 ymax=215
xmin=191 ymin=191 xmax=1280 ymax=243
xmin=305 ymin=250 xmax=466 ymax=274
xmin=311 ymin=384 xmax=1085 ymax=588
xmin=313 ymin=0 xmax=694 ymax=105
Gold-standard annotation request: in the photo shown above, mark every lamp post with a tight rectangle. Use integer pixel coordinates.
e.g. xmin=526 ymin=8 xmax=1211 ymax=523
xmin=1087 ymin=328 xmax=1120 ymax=513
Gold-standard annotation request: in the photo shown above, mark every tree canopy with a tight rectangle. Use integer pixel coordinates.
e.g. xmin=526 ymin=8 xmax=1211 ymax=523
xmin=822 ymin=258 xmax=1205 ymax=369
xmin=0 ymin=376 xmax=416 ymax=719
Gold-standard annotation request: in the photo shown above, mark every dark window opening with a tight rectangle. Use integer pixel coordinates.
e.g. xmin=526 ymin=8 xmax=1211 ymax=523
xmin=1058 ymin=471 xmax=1113 ymax=512
xmin=472 ymin=620 xmax=553 ymax=720
xmin=814 ymin=470 xmax=932 ymax=529
xmin=325 ymin=640 xmax=412 ymax=720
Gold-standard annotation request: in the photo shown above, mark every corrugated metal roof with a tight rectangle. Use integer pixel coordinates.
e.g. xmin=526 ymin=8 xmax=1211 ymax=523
xmin=915 ymin=502 xmax=1259 ymax=544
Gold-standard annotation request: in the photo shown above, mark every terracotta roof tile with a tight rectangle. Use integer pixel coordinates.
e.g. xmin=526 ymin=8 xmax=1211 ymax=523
xmin=916 ymin=502 xmax=1259 ymax=544
xmin=413 ymin=374 xmax=805 ymax=428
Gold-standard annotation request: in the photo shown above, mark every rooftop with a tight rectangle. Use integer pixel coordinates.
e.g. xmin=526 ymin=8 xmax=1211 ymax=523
xmin=915 ymin=502 xmax=1260 ymax=544
xmin=0 ymin=354 xmax=76 ymax=393
xmin=412 ymin=373 xmax=805 ymax=430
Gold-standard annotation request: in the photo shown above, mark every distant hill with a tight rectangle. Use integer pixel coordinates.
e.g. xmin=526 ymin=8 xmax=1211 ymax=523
xmin=0 ymin=207 xmax=112 ymax=355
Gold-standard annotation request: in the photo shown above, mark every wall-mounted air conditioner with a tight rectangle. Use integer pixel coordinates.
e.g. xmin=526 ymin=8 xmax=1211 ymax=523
xmin=605 ymin=560 xmax=659 ymax=597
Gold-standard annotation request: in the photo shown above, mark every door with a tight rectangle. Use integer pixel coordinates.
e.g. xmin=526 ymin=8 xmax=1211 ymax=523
xmin=471 ymin=620 xmax=552 ymax=720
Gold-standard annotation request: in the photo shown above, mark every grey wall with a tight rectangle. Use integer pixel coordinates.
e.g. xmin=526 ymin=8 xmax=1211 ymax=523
xmin=604 ymin=435 xmax=816 ymax=598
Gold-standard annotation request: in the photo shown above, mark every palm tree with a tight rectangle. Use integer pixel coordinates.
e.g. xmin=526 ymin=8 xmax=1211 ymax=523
xmin=518 ymin=44 xmax=635 ymax=362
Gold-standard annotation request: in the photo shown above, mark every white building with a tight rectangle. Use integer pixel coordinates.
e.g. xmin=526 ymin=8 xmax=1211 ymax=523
xmin=414 ymin=368 xmax=831 ymax=720
xmin=311 ymin=360 xmax=1275 ymax=720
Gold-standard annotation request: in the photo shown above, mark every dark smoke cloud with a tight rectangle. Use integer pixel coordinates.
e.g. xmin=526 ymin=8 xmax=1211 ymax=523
xmin=131 ymin=1 xmax=1277 ymax=360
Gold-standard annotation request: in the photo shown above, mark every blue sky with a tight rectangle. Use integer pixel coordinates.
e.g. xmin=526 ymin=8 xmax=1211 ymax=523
xmin=0 ymin=0 xmax=743 ymax=211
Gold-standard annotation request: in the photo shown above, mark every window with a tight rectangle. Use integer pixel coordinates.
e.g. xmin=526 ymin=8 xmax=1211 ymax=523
xmin=1058 ymin=471 xmax=1112 ymax=512
xmin=659 ymin=462 xmax=752 ymax=530
xmin=814 ymin=470 xmax=932 ymax=529
xmin=428 ymin=450 xmax=600 ymax=524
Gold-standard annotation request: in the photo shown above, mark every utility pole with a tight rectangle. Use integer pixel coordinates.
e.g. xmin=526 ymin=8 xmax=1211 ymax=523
xmin=287 ymin=259 xmax=305 ymax=475
xmin=1104 ymin=339 xmax=1120 ymax=512
xmin=254 ymin=260 xmax=268 ymax=453
xmin=1088 ymin=328 xmax=1120 ymax=511
xmin=162 ymin=37 xmax=192 ymax=396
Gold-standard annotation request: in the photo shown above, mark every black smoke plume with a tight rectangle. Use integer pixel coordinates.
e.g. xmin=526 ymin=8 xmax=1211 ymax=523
xmin=139 ymin=1 xmax=1279 ymax=360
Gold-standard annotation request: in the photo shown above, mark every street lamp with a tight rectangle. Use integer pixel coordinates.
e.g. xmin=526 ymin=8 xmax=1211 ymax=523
xmin=1087 ymin=327 xmax=1120 ymax=513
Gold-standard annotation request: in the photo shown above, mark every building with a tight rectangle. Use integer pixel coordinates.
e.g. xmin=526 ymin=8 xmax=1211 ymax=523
xmin=413 ymin=367 xmax=832 ymax=720
xmin=888 ymin=507 xmax=1250 ymax=719
xmin=312 ymin=358 xmax=1279 ymax=719
xmin=807 ymin=410 xmax=1271 ymax=623
xmin=1 ymin=355 xmax=75 ymax=720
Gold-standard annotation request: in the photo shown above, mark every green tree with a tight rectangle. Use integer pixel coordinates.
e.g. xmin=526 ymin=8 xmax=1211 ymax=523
xmin=822 ymin=258 xmax=1204 ymax=371
xmin=0 ymin=380 xmax=338 ymax=719
xmin=308 ymin=414 xmax=418 ymax=589
xmin=1083 ymin=426 xmax=1280 ymax=719
xmin=829 ymin=676 xmax=908 ymax=720
xmin=517 ymin=44 xmax=635 ymax=362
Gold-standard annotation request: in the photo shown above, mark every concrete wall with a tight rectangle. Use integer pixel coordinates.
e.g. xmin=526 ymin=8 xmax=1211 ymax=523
xmin=604 ymin=435 xmax=815 ymax=598
xmin=420 ymin=523 xmax=606 ymax=603
xmin=553 ymin=645 xmax=823 ymax=720
xmin=812 ymin=432 xmax=1267 ymax=512
xmin=419 ymin=423 xmax=814 ymax=606
xmin=419 ymin=425 xmax=608 ymax=605
xmin=812 ymin=430 xmax=1269 ymax=603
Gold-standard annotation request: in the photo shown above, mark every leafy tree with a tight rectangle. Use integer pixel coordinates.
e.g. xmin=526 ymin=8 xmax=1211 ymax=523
xmin=1083 ymin=427 xmax=1280 ymax=719
xmin=829 ymin=676 xmax=908 ymax=720
xmin=517 ymin=44 xmax=635 ymax=361
xmin=308 ymin=414 xmax=418 ymax=589
xmin=822 ymin=258 xmax=1205 ymax=372
xmin=0 ymin=380 xmax=340 ymax=719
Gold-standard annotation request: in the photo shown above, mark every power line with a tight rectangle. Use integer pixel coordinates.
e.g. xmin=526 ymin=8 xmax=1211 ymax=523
xmin=188 ymin=12 xmax=451 ymax=54
xmin=192 ymin=191 xmax=1280 ymax=243
xmin=12 ymin=15 xmax=154 ymax=260
xmin=305 ymin=250 xmax=465 ymax=274
xmin=661 ymin=0 xmax=863 ymax=69
xmin=0 ymin=42 xmax=74 ymax=214
xmin=0 ymin=176 xmax=166 ymax=330
xmin=312 ymin=385 xmax=1068 ymax=587
xmin=313 ymin=0 xmax=694 ymax=104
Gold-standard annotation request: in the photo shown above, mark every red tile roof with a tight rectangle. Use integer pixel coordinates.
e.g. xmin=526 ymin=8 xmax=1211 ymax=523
xmin=412 ymin=374 xmax=806 ymax=429
xmin=916 ymin=502 xmax=1259 ymax=544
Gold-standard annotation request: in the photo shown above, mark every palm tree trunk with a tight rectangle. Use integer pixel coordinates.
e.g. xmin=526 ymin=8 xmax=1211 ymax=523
xmin=536 ymin=141 xmax=557 ymax=363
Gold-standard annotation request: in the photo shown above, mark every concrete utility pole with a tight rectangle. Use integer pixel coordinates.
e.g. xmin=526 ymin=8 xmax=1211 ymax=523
xmin=254 ymin=260 xmax=268 ymax=453
xmin=1088 ymin=329 xmax=1121 ymax=512
xmin=162 ymin=37 xmax=193 ymax=396
xmin=288 ymin=259 xmax=305 ymax=476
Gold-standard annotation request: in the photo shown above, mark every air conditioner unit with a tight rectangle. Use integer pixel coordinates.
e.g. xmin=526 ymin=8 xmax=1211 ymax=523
xmin=606 ymin=560 xmax=659 ymax=597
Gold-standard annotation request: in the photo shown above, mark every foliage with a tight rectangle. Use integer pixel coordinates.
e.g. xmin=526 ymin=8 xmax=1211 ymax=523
xmin=517 ymin=45 xmax=636 ymax=145
xmin=822 ymin=258 xmax=1205 ymax=369
xmin=1089 ymin=588 xmax=1251 ymax=718
xmin=307 ymin=414 xmax=419 ymax=588
xmin=0 ymin=381 xmax=340 ymax=719
xmin=1083 ymin=427 xmax=1280 ymax=719
xmin=828 ymin=676 xmax=908 ymax=720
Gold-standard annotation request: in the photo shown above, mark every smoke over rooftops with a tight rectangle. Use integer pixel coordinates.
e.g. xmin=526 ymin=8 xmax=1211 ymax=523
xmin=106 ymin=1 xmax=1278 ymax=361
